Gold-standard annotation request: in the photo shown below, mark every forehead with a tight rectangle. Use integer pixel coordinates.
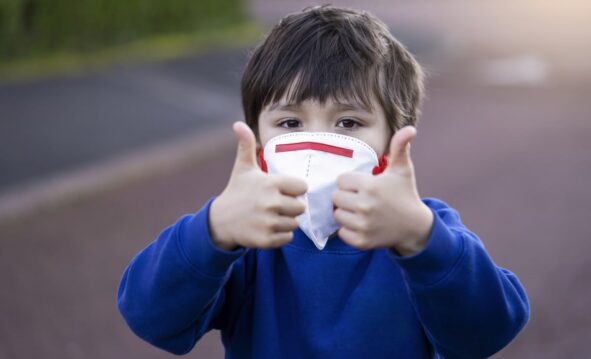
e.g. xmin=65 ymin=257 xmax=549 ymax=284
xmin=261 ymin=67 xmax=383 ymax=113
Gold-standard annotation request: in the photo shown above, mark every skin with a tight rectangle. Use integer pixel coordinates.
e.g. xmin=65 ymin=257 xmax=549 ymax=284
xmin=209 ymin=97 xmax=434 ymax=256
xmin=257 ymin=98 xmax=392 ymax=156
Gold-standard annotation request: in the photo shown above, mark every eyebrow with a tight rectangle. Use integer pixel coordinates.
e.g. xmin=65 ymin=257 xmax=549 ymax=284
xmin=268 ymin=101 xmax=372 ymax=114
xmin=333 ymin=102 xmax=372 ymax=114
xmin=268 ymin=102 xmax=301 ymax=112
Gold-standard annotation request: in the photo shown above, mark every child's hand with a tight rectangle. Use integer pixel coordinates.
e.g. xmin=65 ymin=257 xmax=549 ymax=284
xmin=332 ymin=126 xmax=434 ymax=256
xmin=209 ymin=122 xmax=308 ymax=250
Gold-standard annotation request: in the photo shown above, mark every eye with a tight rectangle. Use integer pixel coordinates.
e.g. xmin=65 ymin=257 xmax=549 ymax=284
xmin=278 ymin=118 xmax=301 ymax=129
xmin=336 ymin=118 xmax=361 ymax=129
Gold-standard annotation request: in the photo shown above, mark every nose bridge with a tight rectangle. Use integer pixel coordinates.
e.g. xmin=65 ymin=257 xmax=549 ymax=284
xmin=306 ymin=112 xmax=331 ymax=133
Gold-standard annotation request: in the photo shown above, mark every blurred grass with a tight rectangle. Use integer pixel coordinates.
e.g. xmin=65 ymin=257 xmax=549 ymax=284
xmin=0 ymin=22 xmax=264 ymax=81
xmin=1 ymin=0 xmax=246 ymax=58
xmin=0 ymin=0 xmax=263 ymax=80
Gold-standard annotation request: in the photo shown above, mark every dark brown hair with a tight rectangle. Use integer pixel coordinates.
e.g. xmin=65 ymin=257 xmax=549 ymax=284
xmin=241 ymin=5 xmax=425 ymax=137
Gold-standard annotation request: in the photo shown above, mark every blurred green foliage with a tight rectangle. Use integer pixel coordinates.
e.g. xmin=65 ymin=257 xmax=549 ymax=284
xmin=0 ymin=0 xmax=246 ymax=61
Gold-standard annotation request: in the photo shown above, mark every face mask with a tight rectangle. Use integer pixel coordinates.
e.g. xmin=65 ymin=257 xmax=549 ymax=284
xmin=258 ymin=132 xmax=388 ymax=250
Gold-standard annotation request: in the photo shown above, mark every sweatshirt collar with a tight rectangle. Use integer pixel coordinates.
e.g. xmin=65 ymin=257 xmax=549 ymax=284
xmin=288 ymin=227 xmax=364 ymax=253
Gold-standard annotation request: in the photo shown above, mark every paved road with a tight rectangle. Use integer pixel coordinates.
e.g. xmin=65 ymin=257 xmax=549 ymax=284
xmin=0 ymin=48 xmax=246 ymax=191
xmin=1 ymin=0 xmax=590 ymax=358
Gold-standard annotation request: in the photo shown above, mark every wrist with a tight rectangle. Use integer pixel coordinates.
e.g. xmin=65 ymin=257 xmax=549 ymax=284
xmin=394 ymin=202 xmax=434 ymax=256
xmin=208 ymin=197 xmax=239 ymax=251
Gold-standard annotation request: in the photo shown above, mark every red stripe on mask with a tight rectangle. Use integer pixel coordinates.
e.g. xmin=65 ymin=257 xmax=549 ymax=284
xmin=275 ymin=142 xmax=353 ymax=158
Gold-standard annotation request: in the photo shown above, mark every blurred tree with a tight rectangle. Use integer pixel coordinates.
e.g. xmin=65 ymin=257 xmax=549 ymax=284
xmin=0 ymin=0 xmax=246 ymax=61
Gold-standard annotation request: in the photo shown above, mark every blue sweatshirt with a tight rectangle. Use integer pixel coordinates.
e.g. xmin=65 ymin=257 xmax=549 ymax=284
xmin=117 ymin=197 xmax=529 ymax=358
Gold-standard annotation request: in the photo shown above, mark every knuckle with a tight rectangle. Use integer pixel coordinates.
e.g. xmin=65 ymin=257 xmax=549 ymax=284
xmin=354 ymin=237 xmax=371 ymax=250
xmin=336 ymin=173 xmax=349 ymax=188
xmin=298 ymin=179 xmax=309 ymax=193
xmin=287 ymin=219 xmax=299 ymax=230
xmin=364 ymin=182 xmax=378 ymax=195
xmin=332 ymin=190 xmax=342 ymax=204
xmin=357 ymin=220 xmax=370 ymax=232
xmin=338 ymin=226 xmax=351 ymax=238
xmin=292 ymin=178 xmax=307 ymax=193
xmin=296 ymin=201 xmax=306 ymax=214
xmin=258 ymin=216 xmax=274 ymax=231
xmin=268 ymin=217 xmax=281 ymax=230
xmin=268 ymin=218 xmax=280 ymax=231
xmin=258 ymin=235 xmax=276 ymax=248
xmin=267 ymin=233 xmax=291 ymax=247
xmin=333 ymin=209 xmax=344 ymax=223
xmin=358 ymin=198 xmax=376 ymax=215
xmin=255 ymin=199 xmax=266 ymax=212
xmin=277 ymin=233 xmax=294 ymax=244
xmin=263 ymin=176 xmax=279 ymax=189
xmin=258 ymin=241 xmax=273 ymax=249
xmin=263 ymin=199 xmax=281 ymax=212
xmin=333 ymin=214 xmax=341 ymax=226
xmin=356 ymin=202 xmax=372 ymax=214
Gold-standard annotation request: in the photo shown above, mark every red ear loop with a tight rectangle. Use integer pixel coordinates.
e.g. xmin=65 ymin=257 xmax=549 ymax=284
xmin=372 ymin=155 xmax=388 ymax=175
xmin=257 ymin=148 xmax=268 ymax=173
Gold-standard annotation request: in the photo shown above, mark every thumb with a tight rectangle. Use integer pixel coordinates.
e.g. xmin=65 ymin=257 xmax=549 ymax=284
xmin=387 ymin=126 xmax=417 ymax=171
xmin=232 ymin=121 xmax=258 ymax=171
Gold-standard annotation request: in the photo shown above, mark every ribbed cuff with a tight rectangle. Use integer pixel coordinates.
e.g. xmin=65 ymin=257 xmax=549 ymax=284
xmin=178 ymin=197 xmax=247 ymax=277
xmin=388 ymin=207 xmax=464 ymax=286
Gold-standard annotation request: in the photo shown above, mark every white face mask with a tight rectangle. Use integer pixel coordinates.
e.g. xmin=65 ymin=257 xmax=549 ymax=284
xmin=261 ymin=132 xmax=382 ymax=250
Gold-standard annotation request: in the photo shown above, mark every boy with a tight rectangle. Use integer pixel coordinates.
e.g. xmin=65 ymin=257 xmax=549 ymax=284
xmin=117 ymin=5 xmax=529 ymax=358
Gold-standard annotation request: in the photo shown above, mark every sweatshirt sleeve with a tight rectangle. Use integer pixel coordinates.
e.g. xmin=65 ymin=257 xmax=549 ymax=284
xmin=388 ymin=198 xmax=530 ymax=359
xmin=117 ymin=197 xmax=248 ymax=355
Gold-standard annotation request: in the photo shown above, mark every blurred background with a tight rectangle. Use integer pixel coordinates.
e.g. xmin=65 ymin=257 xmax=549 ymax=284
xmin=1 ymin=0 xmax=590 ymax=357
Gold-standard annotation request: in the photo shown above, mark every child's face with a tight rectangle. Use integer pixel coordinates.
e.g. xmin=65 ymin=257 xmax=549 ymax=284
xmin=258 ymin=96 xmax=392 ymax=156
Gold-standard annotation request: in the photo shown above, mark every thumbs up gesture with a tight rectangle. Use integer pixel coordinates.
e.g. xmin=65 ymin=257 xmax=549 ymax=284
xmin=209 ymin=122 xmax=308 ymax=250
xmin=332 ymin=126 xmax=434 ymax=255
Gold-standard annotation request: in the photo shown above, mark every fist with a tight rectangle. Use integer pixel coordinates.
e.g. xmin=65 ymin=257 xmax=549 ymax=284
xmin=332 ymin=126 xmax=433 ymax=255
xmin=209 ymin=122 xmax=308 ymax=250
